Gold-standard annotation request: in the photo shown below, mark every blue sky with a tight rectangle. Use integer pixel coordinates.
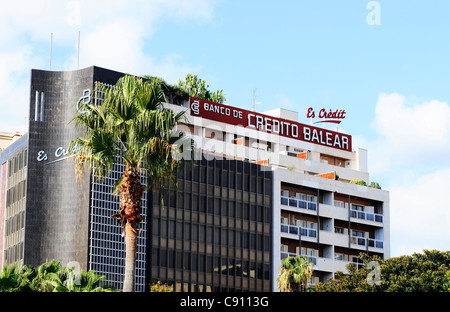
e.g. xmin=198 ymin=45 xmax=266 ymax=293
xmin=1 ymin=0 xmax=449 ymax=257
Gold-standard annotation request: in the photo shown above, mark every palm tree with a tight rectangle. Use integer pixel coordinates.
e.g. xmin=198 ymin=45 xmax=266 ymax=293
xmin=0 ymin=262 xmax=34 ymax=292
xmin=276 ymin=255 xmax=314 ymax=292
xmin=69 ymin=74 xmax=186 ymax=292
xmin=0 ymin=260 xmax=118 ymax=292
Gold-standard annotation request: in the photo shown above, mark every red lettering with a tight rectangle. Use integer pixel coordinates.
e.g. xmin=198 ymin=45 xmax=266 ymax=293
xmin=317 ymin=108 xmax=345 ymax=120
xmin=318 ymin=108 xmax=326 ymax=118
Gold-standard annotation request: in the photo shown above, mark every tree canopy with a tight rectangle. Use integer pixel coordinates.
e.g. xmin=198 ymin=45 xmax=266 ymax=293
xmin=0 ymin=260 xmax=117 ymax=292
xmin=144 ymin=73 xmax=227 ymax=105
xmin=177 ymin=73 xmax=226 ymax=103
xmin=313 ymin=250 xmax=450 ymax=292
xmin=276 ymin=255 xmax=314 ymax=292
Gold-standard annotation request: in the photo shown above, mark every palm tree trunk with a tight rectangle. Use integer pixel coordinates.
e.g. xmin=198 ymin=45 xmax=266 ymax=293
xmin=123 ymin=220 xmax=138 ymax=292
xmin=118 ymin=166 xmax=144 ymax=292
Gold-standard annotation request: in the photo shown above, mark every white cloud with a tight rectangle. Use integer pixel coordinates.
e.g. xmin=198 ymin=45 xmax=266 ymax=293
xmin=0 ymin=46 xmax=45 ymax=133
xmin=389 ymin=167 xmax=450 ymax=256
xmin=0 ymin=0 xmax=218 ymax=132
xmin=361 ymin=93 xmax=450 ymax=179
xmin=75 ymin=20 xmax=197 ymax=82
xmin=374 ymin=93 xmax=450 ymax=148
xmin=361 ymin=93 xmax=450 ymax=256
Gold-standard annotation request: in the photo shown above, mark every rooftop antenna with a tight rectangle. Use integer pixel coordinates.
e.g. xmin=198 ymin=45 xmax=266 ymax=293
xmin=252 ymin=88 xmax=261 ymax=111
xmin=49 ymin=32 xmax=53 ymax=70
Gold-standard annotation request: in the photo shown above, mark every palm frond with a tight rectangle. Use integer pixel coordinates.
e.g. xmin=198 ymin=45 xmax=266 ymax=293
xmin=69 ymin=74 xmax=187 ymax=233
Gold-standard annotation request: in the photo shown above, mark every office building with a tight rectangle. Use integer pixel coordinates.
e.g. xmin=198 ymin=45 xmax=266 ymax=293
xmin=0 ymin=66 xmax=389 ymax=291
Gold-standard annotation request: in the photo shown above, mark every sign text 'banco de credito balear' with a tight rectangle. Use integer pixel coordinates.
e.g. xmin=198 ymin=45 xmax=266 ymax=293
xmin=189 ymin=97 xmax=352 ymax=152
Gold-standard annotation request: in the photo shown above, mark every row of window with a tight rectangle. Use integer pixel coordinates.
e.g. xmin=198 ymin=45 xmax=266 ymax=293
xmin=153 ymin=219 xmax=270 ymax=251
xmin=179 ymin=164 xmax=271 ymax=195
xmin=154 ymin=282 xmax=232 ymax=292
xmin=5 ymin=180 xmax=26 ymax=208
xmin=152 ymin=248 xmax=271 ymax=280
xmin=4 ymin=211 xmax=24 ymax=236
xmin=7 ymin=149 xmax=27 ymax=178
xmin=3 ymin=242 xmax=23 ymax=266
xmin=154 ymin=193 xmax=271 ymax=224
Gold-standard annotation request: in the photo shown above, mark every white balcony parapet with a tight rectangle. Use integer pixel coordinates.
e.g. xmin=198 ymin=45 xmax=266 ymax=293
xmin=280 ymin=251 xmax=317 ymax=266
xmin=350 ymin=236 xmax=384 ymax=249
xmin=280 ymin=196 xmax=317 ymax=212
xmin=281 ymin=196 xmax=384 ymax=224
xmin=280 ymin=252 xmax=365 ymax=273
xmin=350 ymin=209 xmax=383 ymax=223
xmin=280 ymin=224 xmax=317 ymax=239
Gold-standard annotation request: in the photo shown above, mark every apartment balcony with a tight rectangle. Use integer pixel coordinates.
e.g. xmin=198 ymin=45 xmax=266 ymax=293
xmin=280 ymin=195 xmax=317 ymax=216
xmin=280 ymin=252 xmax=361 ymax=274
xmin=280 ymin=224 xmax=317 ymax=242
xmin=350 ymin=236 xmax=384 ymax=251
xmin=317 ymin=229 xmax=384 ymax=252
xmin=281 ymin=225 xmax=383 ymax=251
xmin=282 ymin=198 xmax=385 ymax=227
xmin=280 ymin=251 xmax=319 ymax=268
xmin=350 ymin=209 xmax=383 ymax=224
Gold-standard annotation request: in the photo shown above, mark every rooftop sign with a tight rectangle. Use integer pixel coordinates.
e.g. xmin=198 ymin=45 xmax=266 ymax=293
xmin=306 ymin=107 xmax=346 ymax=124
xmin=189 ymin=97 xmax=352 ymax=152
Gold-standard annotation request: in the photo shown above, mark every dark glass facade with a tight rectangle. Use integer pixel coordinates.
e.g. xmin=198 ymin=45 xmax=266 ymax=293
xmin=150 ymin=157 xmax=273 ymax=292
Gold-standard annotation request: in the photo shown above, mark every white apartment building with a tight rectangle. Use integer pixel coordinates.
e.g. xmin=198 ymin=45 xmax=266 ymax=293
xmin=172 ymin=97 xmax=390 ymax=287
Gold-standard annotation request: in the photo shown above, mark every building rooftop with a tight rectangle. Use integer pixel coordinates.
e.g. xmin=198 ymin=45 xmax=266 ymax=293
xmin=0 ymin=132 xmax=22 ymax=153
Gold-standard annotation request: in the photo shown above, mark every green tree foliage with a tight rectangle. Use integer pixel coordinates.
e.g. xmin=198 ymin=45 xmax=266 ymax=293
xmin=276 ymin=255 xmax=314 ymax=292
xmin=349 ymin=179 xmax=367 ymax=186
xmin=177 ymin=73 xmax=226 ymax=103
xmin=313 ymin=250 xmax=450 ymax=292
xmin=368 ymin=181 xmax=381 ymax=189
xmin=349 ymin=179 xmax=382 ymax=189
xmin=0 ymin=260 xmax=117 ymax=292
xmin=150 ymin=281 xmax=174 ymax=292
xmin=143 ymin=73 xmax=227 ymax=104
xmin=143 ymin=75 xmax=189 ymax=105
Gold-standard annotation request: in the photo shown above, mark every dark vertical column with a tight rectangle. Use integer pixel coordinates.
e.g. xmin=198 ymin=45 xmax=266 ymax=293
xmin=24 ymin=68 xmax=94 ymax=270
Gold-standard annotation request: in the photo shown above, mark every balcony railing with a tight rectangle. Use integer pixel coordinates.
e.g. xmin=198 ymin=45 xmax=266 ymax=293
xmin=280 ymin=251 xmax=317 ymax=265
xmin=350 ymin=209 xmax=383 ymax=223
xmin=281 ymin=196 xmax=317 ymax=212
xmin=280 ymin=224 xmax=317 ymax=238
xmin=350 ymin=236 xmax=384 ymax=249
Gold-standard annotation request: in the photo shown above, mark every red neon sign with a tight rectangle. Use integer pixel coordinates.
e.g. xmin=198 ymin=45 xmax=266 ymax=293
xmin=189 ymin=97 xmax=352 ymax=152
